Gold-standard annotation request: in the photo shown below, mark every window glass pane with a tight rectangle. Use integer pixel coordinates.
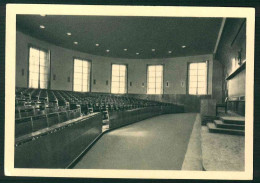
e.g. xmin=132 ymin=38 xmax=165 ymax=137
xmin=189 ymin=63 xmax=197 ymax=69
xmin=39 ymin=50 xmax=47 ymax=59
xmin=83 ymin=61 xmax=89 ymax=68
xmin=189 ymin=82 xmax=197 ymax=88
xmin=83 ymin=85 xmax=88 ymax=92
xmin=197 ymin=88 xmax=206 ymax=94
xmin=198 ymin=76 xmax=205 ymax=81
xmin=149 ymin=66 xmax=155 ymax=72
xmin=82 ymin=79 xmax=88 ymax=86
xmin=198 ymin=63 xmax=206 ymax=69
xmin=40 ymin=81 xmax=47 ymax=89
xmin=148 ymin=82 xmax=155 ymax=89
xmin=156 ymin=71 xmax=162 ymax=77
xmin=30 ymin=72 xmax=39 ymax=81
xmin=74 ymin=85 xmax=81 ymax=92
xmin=74 ymin=73 xmax=82 ymax=79
xmin=198 ymin=82 xmax=205 ymax=88
xmin=156 ymin=65 xmax=163 ymax=72
xmin=189 ymin=70 xmax=197 ymax=76
xmin=29 ymin=65 xmax=39 ymax=72
xmin=120 ymin=65 xmax=126 ymax=71
xmin=30 ymin=56 xmax=39 ymax=65
xmin=40 ymin=66 xmax=47 ymax=74
xmin=30 ymin=48 xmax=39 ymax=57
xmin=74 ymin=59 xmax=82 ymax=67
xmin=40 ymin=74 xmax=48 ymax=81
xmin=112 ymin=76 xmax=119 ymax=82
xmin=149 ymin=77 xmax=155 ymax=83
xmin=156 ymin=77 xmax=161 ymax=83
xmin=198 ymin=70 xmax=205 ymax=75
xmin=74 ymin=66 xmax=82 ymax=73
xmin=112 ymin=81 xmax=119 ymax=88
xmin=189 ymin=88 xmax=196 ymax=95
xmin=112 ymin=69 xmax=120 ymax=76
xmin=189 ymin=75 xmax=197 ymax=82
xmin=119 ymin=87 xmax=125 ymax=93
xmin=147 ymin=88 xmax=155 ymax=94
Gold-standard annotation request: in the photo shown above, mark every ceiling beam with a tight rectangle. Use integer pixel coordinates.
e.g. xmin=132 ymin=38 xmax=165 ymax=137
xmin=213 ymin=18 xmax=226 ymax=58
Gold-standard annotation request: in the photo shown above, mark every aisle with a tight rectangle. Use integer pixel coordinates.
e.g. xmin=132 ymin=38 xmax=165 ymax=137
xmin=73 ymin=113 xmax=197 ymax=170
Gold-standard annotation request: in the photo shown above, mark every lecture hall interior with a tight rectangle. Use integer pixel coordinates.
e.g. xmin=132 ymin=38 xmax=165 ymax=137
xmin=13 ymin=14 xmax=246 ymax=171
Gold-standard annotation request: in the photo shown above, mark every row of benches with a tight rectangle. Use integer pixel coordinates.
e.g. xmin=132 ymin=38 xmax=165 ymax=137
xmin=16 ymin=108 xmax=81 ymax=138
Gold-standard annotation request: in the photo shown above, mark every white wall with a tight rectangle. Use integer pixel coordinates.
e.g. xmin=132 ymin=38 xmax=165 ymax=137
xmin=16 ymin=30 xmax=214 ymax=95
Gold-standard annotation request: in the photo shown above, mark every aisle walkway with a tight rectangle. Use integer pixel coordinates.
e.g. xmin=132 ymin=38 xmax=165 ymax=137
xmin=74 ymin=113 xmax=197 ymax=170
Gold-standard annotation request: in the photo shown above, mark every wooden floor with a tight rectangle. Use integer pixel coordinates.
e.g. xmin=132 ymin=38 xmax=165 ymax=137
xmin=73 ymin=113 xmax=196 ymax=170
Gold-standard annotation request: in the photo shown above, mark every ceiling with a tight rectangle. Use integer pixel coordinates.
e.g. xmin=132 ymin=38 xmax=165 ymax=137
xmin=17 ymin=15 xmax=223 ymax=59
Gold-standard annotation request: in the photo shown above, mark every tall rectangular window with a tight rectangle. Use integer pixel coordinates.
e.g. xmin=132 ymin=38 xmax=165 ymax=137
xmin=73 ymin=58 xmax=91 ymax=92
xmin=188 ymin=62 xmax=207 ymax=95
xmin=29 ymin=47 xmax=50 ymax=89
xmin=111 ymin=64 xmax=127 ymax=94
xmin=147 ymin=65 xmax=163 ymax=94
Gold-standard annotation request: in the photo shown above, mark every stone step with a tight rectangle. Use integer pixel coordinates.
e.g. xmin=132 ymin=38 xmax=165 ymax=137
xmin=207 ymin=122 xmax=244 ymax=136
xmin=214 ymin=120 xmax=245 ymax=130
xmin=220 ymin=116 xmax=245 ymax=125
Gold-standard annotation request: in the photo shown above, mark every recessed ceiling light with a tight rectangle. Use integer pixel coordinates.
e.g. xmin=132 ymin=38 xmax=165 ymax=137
xmin=74 ymin=41 xmax=78 ymax=45
xmin=136 ymin=52 xmax=139 ymax=55
xmin=152 ymin=49 xmax=155 ymax=52
xmin=168 ymin=51 xmax=172 ymax=54
xmin=39 ymin=25 xmax=45 ymax=29
xmin=124 ymin=48 xmax=127 ymax=51
xmin=67 ymin=32 xmax=72 ymax=36
xmin=95 ymin=44 xmax=100 ymax=47
xmin=40 ymin=14 xmax=46 ymax=17
xmin=182 ymin=45 xmax=186 ymax=48
xmin=106 ymin=49 xmax=110 ymax=52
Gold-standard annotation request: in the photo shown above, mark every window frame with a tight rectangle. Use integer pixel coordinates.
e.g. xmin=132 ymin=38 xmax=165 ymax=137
xmin=72 ymin=57 xmax=92 ymax=93
xmin=27 ymin=44 xmax=51 ymax=89
xmin=146 ymin=64 xmax=164 ymax=95
xmin=187 ymin=61 xmax=208 ymax=95
xmin=110 ymin=63 xmax=128 ymax=94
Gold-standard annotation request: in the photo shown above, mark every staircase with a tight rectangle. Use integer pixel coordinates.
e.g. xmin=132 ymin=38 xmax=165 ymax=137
xmin=207 ymin=116 xmax=245 ymax=136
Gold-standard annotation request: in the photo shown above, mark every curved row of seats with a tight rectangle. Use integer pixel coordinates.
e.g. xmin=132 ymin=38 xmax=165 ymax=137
xmin=16 ymin=87 xmax=177 ymax=112
xmin=15 ymin=105 xmax=69 ymax=119
xmin=15 ymin=108 xmax=81 ymax=138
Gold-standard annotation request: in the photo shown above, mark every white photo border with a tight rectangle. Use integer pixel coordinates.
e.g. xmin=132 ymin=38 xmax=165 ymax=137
xmin=5 ymin=4 xmax=255 ymax=180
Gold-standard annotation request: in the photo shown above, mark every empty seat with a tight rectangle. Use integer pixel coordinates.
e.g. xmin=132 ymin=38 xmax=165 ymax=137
xmin=15 ymin=117 xmax=33 ymax=138
xmin=47 ymin=113 xmax=59 ymax=127
xmin=32 ymin=115 xmax=48 ymax=132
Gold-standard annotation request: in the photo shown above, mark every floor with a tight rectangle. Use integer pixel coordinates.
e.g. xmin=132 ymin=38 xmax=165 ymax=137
xmin=201 ymin=111 xmax=245 ymax=171
xmin=73 ymin=113 xmax=197 ymax=170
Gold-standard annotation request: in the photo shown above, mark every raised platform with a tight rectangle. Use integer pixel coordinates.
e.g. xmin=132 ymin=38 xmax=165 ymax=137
xmin=201 ymin=126 xmax=244 ymax=171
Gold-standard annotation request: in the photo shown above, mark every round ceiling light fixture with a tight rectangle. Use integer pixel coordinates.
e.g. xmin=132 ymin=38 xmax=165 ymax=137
xmin=182 ymin=45 xmax=186 ymax=48
xmin=106 ymin=49 xmax=110 ymax=52
xmin=67 ymin=32 xmax=72 ymax=36
xmin=39 ymin=25 xmax=45 ymax=29
xmin=74 ymin=41 xmax=78 ymax=45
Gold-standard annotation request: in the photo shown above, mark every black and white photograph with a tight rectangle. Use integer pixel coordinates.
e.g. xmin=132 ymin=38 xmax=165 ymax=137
xmin=4 ymin=4 xmax=254 ymax=180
